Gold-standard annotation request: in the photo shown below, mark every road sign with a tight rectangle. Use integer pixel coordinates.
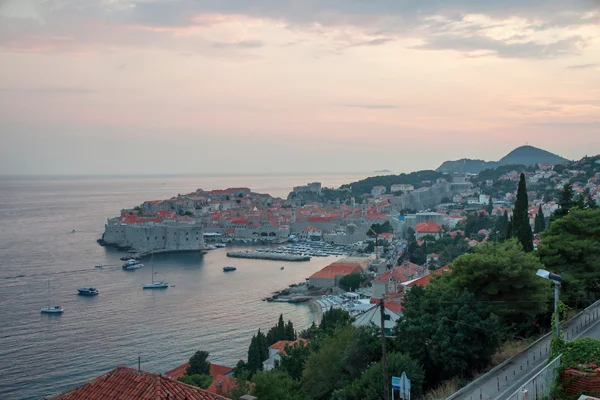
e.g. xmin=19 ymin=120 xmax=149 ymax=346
xmin=392 ymin=376 xmax=401 ymax=390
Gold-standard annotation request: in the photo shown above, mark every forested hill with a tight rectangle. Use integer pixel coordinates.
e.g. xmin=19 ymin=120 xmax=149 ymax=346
xmin=341 ymin=170 xmax=444 ymax=195
xmin=437 ymin=146 xmax=569 ymax=174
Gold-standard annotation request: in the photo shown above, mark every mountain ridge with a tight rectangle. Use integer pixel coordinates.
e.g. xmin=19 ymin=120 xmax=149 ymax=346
xmin=436 ymin=146 xmax=569 ymax=174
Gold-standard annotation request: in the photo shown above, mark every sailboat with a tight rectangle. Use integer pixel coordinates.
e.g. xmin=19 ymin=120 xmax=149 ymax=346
xmin=142 ymin=254 xmax=168 ymax=289
xmin=41 ymin=280 xmax=63 ymax=314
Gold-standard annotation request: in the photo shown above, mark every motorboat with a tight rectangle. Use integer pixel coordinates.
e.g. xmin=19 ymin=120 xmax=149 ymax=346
xmin=122 ymin=259 xmax=143 ymax=270
xmin=215 ymin=243 xmax=226 ymax=248
xmin=281 ymin=266 xmax=285 ymax=270
xmin=223 ymin=266 xmax=237 ymax=272
xmin=94 ymin=263 xmax=103 ymax=268
xmin=77 ymin=287 xmax=99 ymax=296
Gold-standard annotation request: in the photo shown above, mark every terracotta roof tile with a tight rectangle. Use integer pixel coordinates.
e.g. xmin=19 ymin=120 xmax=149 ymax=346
xmin=309 ymin=263 xmax=363 ymax=280
xmin=47 ymin=366 xmax=230 ymax=400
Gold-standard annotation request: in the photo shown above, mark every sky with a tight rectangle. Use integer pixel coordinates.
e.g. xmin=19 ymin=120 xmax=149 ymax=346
xmin=1 ymin=0 xmax=599 ymax=175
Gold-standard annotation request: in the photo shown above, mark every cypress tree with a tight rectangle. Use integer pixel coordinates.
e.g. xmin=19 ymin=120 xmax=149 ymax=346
xmin=555 ymin=184 xmax=574 ymax=217
xmin=534 ymin=208 xmax=545 ymax=233
xmin=575 ymin=194 xmax=586 ymax=209
xmin=506 ymin=216 xmax=513 ymax=239
xmin=276 ymin=314 xmax=285 ymax=341
xmin=247 ymin=335 xmax=261 ymax=373
xmin=487 ymin=196 xmax=494 ymax=215
xmin=256 ymin=329 xmax=268 ymax=363
xmin=285 ymin=320 xmax=296 ymax=340
xmin=513 ymin=173 xmax=534 ymax=252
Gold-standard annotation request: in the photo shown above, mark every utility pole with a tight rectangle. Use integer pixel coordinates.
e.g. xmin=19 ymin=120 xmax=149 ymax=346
xmin=380 ymin=298 xmax=390 ymax=400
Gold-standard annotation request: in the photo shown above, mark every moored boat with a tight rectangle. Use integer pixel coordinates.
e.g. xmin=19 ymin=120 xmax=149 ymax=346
xmin=142 ymin=254 xmax=168 ymax=289
xmin=41 ymin=281 xmax=63 ymax=314
xmin=122 ymin=259 xmax=143 ymax=270
xmin=77 ymin=287 xmax=99 ymax=296
xmin=223 ymin=265 xmax=237 ymax=272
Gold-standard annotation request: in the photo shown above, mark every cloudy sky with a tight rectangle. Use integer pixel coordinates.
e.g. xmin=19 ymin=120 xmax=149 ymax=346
xmin=1 ymin=0 xmax=599 ymax=175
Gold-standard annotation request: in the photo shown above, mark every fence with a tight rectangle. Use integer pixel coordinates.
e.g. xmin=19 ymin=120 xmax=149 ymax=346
xmin=505 ymin=355 xmax=561 ymax=400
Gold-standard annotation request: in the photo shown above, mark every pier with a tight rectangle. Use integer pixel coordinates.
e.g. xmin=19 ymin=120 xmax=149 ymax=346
xmin=227 ymin=251 xmax=310 ymax=262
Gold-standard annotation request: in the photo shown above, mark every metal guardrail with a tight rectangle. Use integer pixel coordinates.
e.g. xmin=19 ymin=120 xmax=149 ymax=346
xmin=447 ymin=299 xmax=600 ymax=400
xmin=505 ymin=355 xmax=561 ymax=400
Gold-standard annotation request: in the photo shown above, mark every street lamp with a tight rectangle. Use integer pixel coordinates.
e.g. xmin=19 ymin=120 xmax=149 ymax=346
xmin=537 ymin=269 xmax=562 ymax=338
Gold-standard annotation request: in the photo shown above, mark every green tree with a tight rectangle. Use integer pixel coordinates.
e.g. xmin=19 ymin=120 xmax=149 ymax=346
xmin=302 ymin=326 xmax=353 ymax=400
xmin=512 ymin=173 xmax=534 ymax=252
xmin=534 ymin=208 xmax=546 ymax=233
xmin=506 ymin=215 xmax=513 ymax=239
xmin=186 ymin=350 xmax=211 ymax=376
xmin=252 ymin=370 xmax=307 ymax=400
xmin=367 ymin=221 xmax=393 ymax=236
xmin=434 ymin=240 xmax=550 ymax=332
xmin=178 ymin=374 xmax=213 ymax=389
xmin=487 ymin=196 xmax=494 ymax=214
xmin=492 ymin=211 xmax=509 ymax=242
xmin=285 ymin=320 xmax=297 ymax=341
xmin=575 ymin=194 xmax=586 ymax=209
xmin=247 ymin=335 xmax=262 ymax=373
xmin=338 ymin=272 xmax=361 ymax=291
xmin=555 ymin=184 xmax=574 ymax=218
xmin=277 ymin=341 xmax=310 ymax=380
xmin=394 ymin=286 xmax=501 ymax=387
xmin=332 ymin=352 xmax=425 ymax=400
xmin=339 ymin=325 xmax=382 ymax=380
xmin=319 ymin=308 xmax=353 ymax=333
xmin=539 ymin=208 xmax=600 ymax=307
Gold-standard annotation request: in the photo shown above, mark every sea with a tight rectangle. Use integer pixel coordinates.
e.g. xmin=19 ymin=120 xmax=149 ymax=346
xmin=0 ymin=173 xmax=370 ymax=400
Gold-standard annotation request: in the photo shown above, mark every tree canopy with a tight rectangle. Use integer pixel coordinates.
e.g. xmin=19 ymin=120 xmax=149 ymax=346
xmin=332 ymin=352 xmax=425 ymax=400
xmin=186 ymin=350 xmax=210 ymax=376
xmin=394 ymin=285 xmax=501 ymax=387
xmin=432 ymin=240 xmax=550 ymax=333
xmin=338 ymin=272 xmax=361 ymax=291
xmin=252 ymin=370 xmax=308 ymax=400
xmin=539 ymin=208 xmax=600 ymax=307
xmin=301 ymin=326 xmax=354 ymax=400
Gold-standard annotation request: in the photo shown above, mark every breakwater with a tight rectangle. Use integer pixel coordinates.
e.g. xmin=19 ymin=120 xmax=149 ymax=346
xmin=227 ymin=251 xmax=310 ymax=261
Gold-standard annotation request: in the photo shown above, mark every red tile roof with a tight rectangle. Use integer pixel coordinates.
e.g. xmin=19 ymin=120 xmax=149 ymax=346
xmin=206 ymin=375 xmax=237 ymax=396
xmin=384 ymin=300 xmax=403 ymax=313
xmin=164 ymin=363 xmax=233 ymax=381
xmin=268 ymin=338 xmax=309 ymax=355
xmin=415 ymin=222 xmax=441 ymax=233
xmin=309 ymin=263 xmax=363 ymax=280
xmin=47 ymin=366 xmax=230 ymax=400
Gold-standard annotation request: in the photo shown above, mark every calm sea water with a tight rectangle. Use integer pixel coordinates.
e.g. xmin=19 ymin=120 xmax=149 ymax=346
xmin=0 ymin=173 xmax=368 ymax=399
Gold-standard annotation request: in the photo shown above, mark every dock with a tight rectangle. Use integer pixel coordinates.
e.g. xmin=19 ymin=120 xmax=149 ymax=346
xmin=227 ymin=251 xmax=310 ymax=262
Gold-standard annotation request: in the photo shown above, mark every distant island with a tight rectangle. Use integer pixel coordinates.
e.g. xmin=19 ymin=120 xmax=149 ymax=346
xmin=374 ymin=169 xmax=393 ymax=173
xmin=437 ymin=145 xmax=569 ymax=174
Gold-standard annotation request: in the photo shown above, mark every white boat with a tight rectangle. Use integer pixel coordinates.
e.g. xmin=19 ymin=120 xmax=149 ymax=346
xmin=142 ymin=255 xmax=168 ymax=289
xmin=122 ymin=259 xmax=143 ymax=270
xmin=41 ymin=281 xmax=63 ymax=314
xmin=77 ymin=287 xmax=99 ymax=296
xmin=215 ymin=243 xmax=226 ymax=248
xmin=94 ymin=263 xmax=103 ymax=268
xmin=41 ymin=305 xmax=64 ymax=313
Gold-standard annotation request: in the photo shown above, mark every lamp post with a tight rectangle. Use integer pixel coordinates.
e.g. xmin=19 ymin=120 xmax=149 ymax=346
xmin=536 ymin=269 xmax=562 ymax=338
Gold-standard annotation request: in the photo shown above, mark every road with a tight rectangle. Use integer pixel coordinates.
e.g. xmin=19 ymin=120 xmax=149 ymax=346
xmin=449 ymin=301 xmax=600 ymax=400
